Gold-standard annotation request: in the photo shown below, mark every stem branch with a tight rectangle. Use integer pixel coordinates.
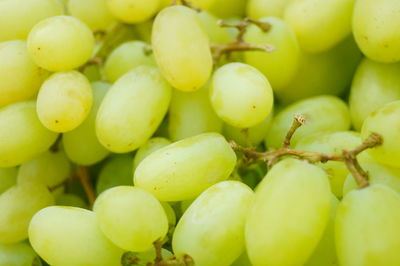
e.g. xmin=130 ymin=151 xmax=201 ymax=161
xmin=77 ymin=166 xmax=96 ymax=206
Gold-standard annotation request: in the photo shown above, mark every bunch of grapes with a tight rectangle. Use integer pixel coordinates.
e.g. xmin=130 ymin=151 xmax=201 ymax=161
xmin=1 ymin=0 xmax=400 ymax=265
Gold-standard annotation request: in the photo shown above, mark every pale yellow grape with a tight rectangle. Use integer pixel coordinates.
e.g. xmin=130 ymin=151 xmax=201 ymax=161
xmin=349 ymin=59 xmax=400 ymax=130
xmin=284 ymin=0 xmax=354 ymax=53
xmin=244 ymin=17 xmax=300 ymax=90
xmin=94 ymin=186 xmax=168 ymax=251
xmin=197 ymin=11 xmax=232 ymax=44
xmin=266 ymin=95 xmax=351 ymax=148
xmin=343 ymin=162 xmax=400 ymax=196
xmin=152 ymin=6 xmax=212 ymax=91
xmin=361 ymin=101 xmax=400 ymax=168
xmin=104 ymin=41 xmax=155 ymax=83
xmin=29 ymin=206 xmax=123 ymax=266
xmin=0 ymin=102 xmax=58 ymax=167
xmin=0 ymin=168 xmax=17 ymax=195
xmin=246 ymin=159 xmax=331 ymax=266
xmin=134 ymin=133 xmax=236 ymax=201
xmin=0 ymin=41 xmax=47 ymax=108
xmin=353 ymin=0 xmax=400 ymax=63
xmin=96 ymin=66 xmax=171 ymax=153
xmin=133 ymin=137 xmax=171 ymax=169
xmin=0 ymin=242 xmax=39 ymax=266
xmin=55 ymin=193 xmax=87 ymax=209
xmin=208 ymin=0 xmax=247 ymax=18
xmin=210 ymin=63 xmax=274 ymax=128
xmin=27 ymin=16 xmax=95 ymax=71
xmin=0 ymin=0 xmax=63 ymax=41
xmin=63 ymin=82 xmax=110 ymax=165
xmin=173 ymin=181 xmax=254 ymax=266
xmin=247 ymin=0 xmax=292 ymax=18
xmin=336 ymin=185 xmax=400 ymax=266
xmin=0 ymin=183 xmax=54 ymax=244
xmin=37 ymin=71 xmax=93 ymax=132
xmin=68 ymin=0 xmax=115 ymax=31
xmin=169 ymin=85 xmax=223 ymax=141
xmin=106 ymin=0 xmax=159 ymax=24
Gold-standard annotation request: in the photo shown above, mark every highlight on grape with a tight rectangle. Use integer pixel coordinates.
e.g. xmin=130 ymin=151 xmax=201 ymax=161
xmin=1 ymin=0 xmax=400 ymax=265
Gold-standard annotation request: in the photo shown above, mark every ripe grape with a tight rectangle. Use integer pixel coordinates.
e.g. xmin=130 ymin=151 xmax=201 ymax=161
xmin=133 ymin=137 xmax=171 ymax=169
xmin=106 ymin=0 xmax=160 ymax=24
xmin=247 ymin=0 xmax=292 ymax=18
xmin=55 ymin=193 xmax=87 ymax=209
xmin=0 ymin=168 xmax=17 ymax=195
xmin=197 ymin=11 xmax=232 ymax=44
xmin=0 ymin=241 xmax=40 ymax=266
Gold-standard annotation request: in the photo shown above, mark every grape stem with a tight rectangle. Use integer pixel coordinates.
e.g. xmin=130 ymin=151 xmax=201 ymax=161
xmin=77 ymin=166 xmax=96 ymax=206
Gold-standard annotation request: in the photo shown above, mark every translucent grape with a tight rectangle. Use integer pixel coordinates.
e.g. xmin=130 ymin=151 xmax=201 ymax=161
xmin=133 ymin=137 xmax=171 ymax=169
xmin=161 ymin=202 xmax=176 ymax=227
xmin=0 ymin=242 xmax=40 ymax=266
xmin=208 ymin=0 xmax=247 ymax=18
xmin=55 ymin=193 xmax=87 ymax=209
xmin=106 ymin=0 xmax=160 ymax=24
xmin=134 ymin=133 xmax=236 ymax=201
xmin=247 ymin=0 xmax=292 ymax=18
xmin=36 ymin=71 xmax=93 ymax=132
xmin=0 ymin=168 xmax=17 ymax=195
xmin=197 ymin=11 xmax=232 ymax=44
xmin=27 ymin=16 xmax=95 ymax=71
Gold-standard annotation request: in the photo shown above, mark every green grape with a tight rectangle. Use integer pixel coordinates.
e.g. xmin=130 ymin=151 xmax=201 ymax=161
xmin=94 ymin=186 xmax=168 ymax=252
xmin=0 ymin=168 xmax=17 ymax=195
xmin=0 ymin=102 xmax=58 ymax=168
xmin=134 ymin=133 xmax=236 ymax=201
xmin=37 ymin=71 xmax=93 ymax=133
xmin=0 ymin=242 xmax=40 ymax=266
xmin=134 ymin=20 xmax=154 ymax=43
xmin=210 ymin=63 xmax=274 ymax=128
xmin=0 ymin=183 xmax=54 ymax=244
xmin=152 ymin=6 xmax=213 ymax=92
xmin=266 ymin=95 xmax=351 ymax=149
xmin=173 ymin=181 xmax=254 ymax=266
xmin=104 ymin=41 xmax=155 ymax=83
xmin=349 ymin=59 xmax=400 ymax=130
xmin=231 ymin=252 xmax=252 ymax=266
xmin=361 ymin=101 xmax=400 ymax=168
xmin=305 ymin=195 xmax=339 ymax=266
xmin=0 ymin=41 xmax=47 ymax=108
xmin=106 ymin=0 xmax=159 ymax=24
xmin=96 ymin=154 xmax=133 ymax=195
xmin=133 ymin=137 xmax=171 ymax=169
xmin=343 ymin=162 xmax=400 ymax=196
xmin=247 ymin=0 xmax=292 ymax=18
xmin=96 ymin=66 xmax=171 ymax=153
xmin=82 ymin=63 xmax=102 ymax=82
xmin=55 ymin=193 xmax=87 ymax=209
xmin=295 ymin=131 xmax=369 ymax=198
xmin=67 ymin=0 xmax=115 ymax=31
xmin=0 ymin=0 xmax=63 ymax=42
xmin=335 ymin=184 xmax=400 ymax=266
xmin=244 ymin=17 xmax=300 ymax=91
xmin=169 ymin=85 xmax=223 ymax=141
xmin=276 ymin=36 xmax=362 ymax=104
xmin=62 ymin=81 xmax=110 ymax=165
xmin=180 ymin=199 xmax=194 ymax=214
xmin=161 ymin=202 xmax=176 ymax=227
xmin=353 ymin=0 xmax=400 ymax=63
xmin=284 ymin=0 xmax=354 ymax=53
xmin=29 ymin=206 xmax=123 ymax=266
xmin=208 ymin=0 xmax=247 ymax=18
xmin=246 ymin=159 xmax=331 ymax=266
xmin=197 ymin=11 xmax=232 ymax=44
xmin=27 ymin=16 xmax=95 ymax=72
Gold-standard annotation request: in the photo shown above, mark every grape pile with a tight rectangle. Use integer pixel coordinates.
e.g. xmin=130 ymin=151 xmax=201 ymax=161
xmin=1 ymin=0 xmax=400 ymax=265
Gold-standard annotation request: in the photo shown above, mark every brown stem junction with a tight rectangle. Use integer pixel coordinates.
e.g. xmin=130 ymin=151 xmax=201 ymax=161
xmin=77 ymin=166 xmax=96 ymax=206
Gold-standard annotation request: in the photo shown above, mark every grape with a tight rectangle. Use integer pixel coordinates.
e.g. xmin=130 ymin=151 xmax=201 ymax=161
xmin=36 ymin=71 xmax=93 ymax=133
xmin=180 ymin=199 xmax=194 ymax=214
xmin=231 ymin=252 xmax=252 ymax=266
xmin=62 ymin=81 xmax=110 ymax=165
xmin=29 ymin=206 xmax=123 ymax=266
xmin=0 ymin=40 xmax=47 ymax=108
xmin=349 ymin=59 xmax=400 ymax=130
xmin=0 ymin=0 xmax=63 ymax=42
xmin=134 ymin=133 xmax=236 ymax=201
xmin=210 ymin=62 xmax=274 ymax=128
xmin=27 ymin=16 xmax=94 ymax=72
xmin=0 ymin=102 xmax=58 ymax=168
xmin=169 ymin=85 xmax=222 ymax=141
xmin=244 ymin=17 xmax=300 ymax=90
xmin=94 ymin=186 xmax=168 ymax=252
xmin=133 ymin=137 xmax=171 ymax=169
xmin=55 ymin=193 xmax=87 ymax=209
xmin=208 ymin=0 xmax=247 ymax=18
xmin=96 ymin=154 xmax=133 ymax=195
xmin=361 ymin=101 xmax=400 ymax=168
xmin=284 ymin=0 xmax=354 ymax=53
xmin=152 ymin=6 xmax=213 ymax=92
xmin=104 ymin=41 xmax=155 ymax=83
xmin=197 ymin=11 xmax=232 ymax=44
xmin=67 ymin=0 xmax=115 ymax=31
xmin=0 ymin=183 xmax=54 ymax=244
xmin=173 ymin=181 xmax=254 ymax=266
xmin=0 ymin=168 xmax=17 ymax=195
xmin=353 ymin=0 xmax=400 ymax=63
xmin=0 ymin=242 xmax=40 ymax=266
xmin=245 ymin=158 xmax=331 ymax=266
xmin=96 ymin=66 xmax=171 ymax=153
xmin=106 ymin=0 xmax=159 ymax=24
xmin=247 ymin=0 xmax=292 ymax=18
xmin=266 ymin=95 xmax=351 ymax=149
xmin=335 ymin=184 xmax=400 ymax=266
xmin=161 ymin=202 xmax=176 ymax=227
xmin=123 ymin=248 xmax=173 ymax=266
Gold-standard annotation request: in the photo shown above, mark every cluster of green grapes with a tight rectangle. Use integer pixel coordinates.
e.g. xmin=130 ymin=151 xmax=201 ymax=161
xmin=1 ymin=0 xmax=400 ymax=265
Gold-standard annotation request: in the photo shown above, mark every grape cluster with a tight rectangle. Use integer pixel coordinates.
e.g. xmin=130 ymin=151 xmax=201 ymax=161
xmin=1 ymin=0 xmax=400 ymax=266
